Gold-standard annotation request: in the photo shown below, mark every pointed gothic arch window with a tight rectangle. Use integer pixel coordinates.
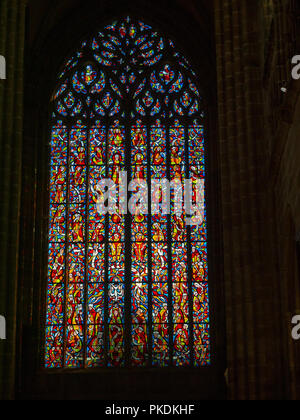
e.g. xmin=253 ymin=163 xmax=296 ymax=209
xmin=45 ymin=16 xmax=209 ymax=369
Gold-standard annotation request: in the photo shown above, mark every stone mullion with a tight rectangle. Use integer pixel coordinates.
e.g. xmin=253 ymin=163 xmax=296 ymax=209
xmin=0 ymin=0 xmax=26 ymax=401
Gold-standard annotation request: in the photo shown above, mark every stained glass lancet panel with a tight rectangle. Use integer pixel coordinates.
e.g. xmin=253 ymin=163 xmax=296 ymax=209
xmin=45 ymin=16 xmax=210 ymax=369
xmin=107 ymin=124 xmax=126 ymax=367
xmin=151 ymin=122 xmax=169 ymax=367
xmin=131 ymin=122 xmax=149 ymax=367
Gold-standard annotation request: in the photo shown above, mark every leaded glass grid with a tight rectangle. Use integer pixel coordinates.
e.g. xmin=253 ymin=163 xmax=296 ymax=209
xmin=45 ymin=16 xmax=210 ymax=369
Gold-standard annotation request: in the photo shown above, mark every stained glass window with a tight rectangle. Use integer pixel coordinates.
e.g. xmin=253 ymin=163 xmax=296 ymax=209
xmin=45 ymin=16 xmax=210 ymax=369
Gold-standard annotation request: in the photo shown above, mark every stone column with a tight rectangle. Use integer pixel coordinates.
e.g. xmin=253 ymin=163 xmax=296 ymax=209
xmin=0 ymin=0 xmax=26 ymax=400
xmin=214 ymin=0 xmax=282 ymax=399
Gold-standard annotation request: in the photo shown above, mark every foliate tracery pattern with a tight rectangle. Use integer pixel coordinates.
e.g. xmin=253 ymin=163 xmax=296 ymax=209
xmin=46 ymin=16 xmax=210 ymax=369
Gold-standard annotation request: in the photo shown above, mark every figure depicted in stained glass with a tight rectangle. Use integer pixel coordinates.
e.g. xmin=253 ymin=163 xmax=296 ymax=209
xmin=153 ymin=283 xmax=168 ymax=324
xmin=152 ymin=146 xmax=164 ymax=165
xmin=90 ymin=221 xmax=105 ymax=243
xmin=72 ymin=145 xmax=86 ymax=166
xmin=110 ymin=238 xmax=122 ymax=261
xmin=70 ymin=166 xmax=86 ymax=203
xmin=88 ymin=244 xmax=105 ymax=282
xmin=132 ymin=258 xmax=148 ymax=284
xmin=152 ymin=244 xmax=168 ymax=283
xmin=49 ymin=246 xmax=65 ymax=283
xmin=132 ymin=307 xmax=147 ymax=324
xmin=51 ymin=166 xmax=66 ymax=203
xmin=132 ymin=127 xmax=146 ymax=147
xmin=132 ymin=282 xmax=148 ymax=319
xmin=46 ymin=327 xmax=63 ymax=368
xmin=69 ymin=245 xmax=85 ymax=283
xmin=67 ymin=285 xmax=84 ymax=325
xmin=192 ymin=244 xmax=206 ymax=282
xmin=173 ymin=324 xmax=189 ymax=365
xmin=171 ymin=146 xmax=184 ymax=165
xmin=132 ymin=325 xmax=148 ymax=365
xmin=172 ymin=215 xmax=186 ymax=242
xmin=66 ymin=326 xmax=83 ymax=367
xmin=152 ymin=222 xmax=165 ymax=242
xmin=70 ymin=211 xmax=84 ymax=242
xmin=88 ymin=304 xmax=103 ymax=325
xmin=49 ymin=205 xmax=66 ymax=242
xmin=153 ymin=325 xmax=169 ymax=366
xmin=193 ymin=283 xmax=209 ymax=324
xmin=90 ymin=179 xmax=105 ymax=208
xmin=47 ymin=284 xmax=64 ymax=324
xmin=110 ymin=127 xmax=123 ymax=148
xmin=173 ymin=283 xmax=189 ymax=323
xmin=132 ymin=151 xmax=145 ymax=166
xmin=133 ymin=240 xmax=147 ymax=262
xmin=87 ymin=324 xmax=105 ymax=367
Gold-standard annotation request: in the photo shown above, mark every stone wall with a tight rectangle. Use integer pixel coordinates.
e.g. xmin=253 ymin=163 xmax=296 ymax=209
xmin=214 ymin=0 xmax=284 ymax=399
xmin=0 ymin=0 xmax=26 ymax=401
xmin=264 ymin=0 xmax=300 ymax=399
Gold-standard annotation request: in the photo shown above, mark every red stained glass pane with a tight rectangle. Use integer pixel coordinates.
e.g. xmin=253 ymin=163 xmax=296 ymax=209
xmin=48 ymin=243 xmax=65 ymax=283
xmin=192 ymin=243 xmax=208 ymax=283
xmin=69 ymin=204 xmax=86 ymax=243
xmin=90 ymin=127 xmax=106 ymax=165
xmin=193 ymin=283 xmax=209 ymax=324
xmin=109 ymin=243 xmax=125 ymax=282
xmin=50 ymin=166 xmax=67 ymax=204
xmin=173 ymin=283 xmax=189 ymax=324
xmin=67 ymin=284 xmax=84 ymax=325
xmin=173 ymin=324 xmax=190 ymax=367
xmin=69 ymin=166 xmax=86 ymax=203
